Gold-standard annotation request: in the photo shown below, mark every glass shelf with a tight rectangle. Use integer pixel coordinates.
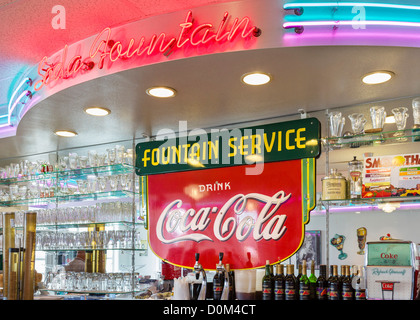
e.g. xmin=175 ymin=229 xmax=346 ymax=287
xmin=312 ymin=196 xmax=420 ymax=214
xmin=39 ymin=289 xmax=140 ymax=295
xmin=323 ymin=127 xmax=420 ymax=149
xmin=37 ymin=248 xmax=147 ymax=252
xmin=0 ymin=163 xmax=134 ymax=185
xmin=0 ymin=190 xmax=138 ymax=207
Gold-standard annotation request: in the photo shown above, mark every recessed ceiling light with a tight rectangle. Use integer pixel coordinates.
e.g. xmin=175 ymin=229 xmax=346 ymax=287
xmin=241 ymin=72 xmax=271 ymax=86
xmin=84 ymin=106 xmax=111 ymax=116
xmin=54 ymin=130 xmax=77 ymax=137
xmin=146 ymin=86 xmax=176 ymax=98
xmin=362 ymin=71 xmax=394 ymax=85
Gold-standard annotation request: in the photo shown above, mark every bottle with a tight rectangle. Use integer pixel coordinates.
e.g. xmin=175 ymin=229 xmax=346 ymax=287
xmin=213 ymin=252 xmax=224 ymax=300
xmin=274 ymin=264 xmax=285 ymax=300
xmin=225 ymin=264 xmax=234 ymax=300
xmin=342 ymin=265 xmax=354 ymax=300
xmin=354 ymin=266 xmax=366 ymax=300
xmin=328 ymin=265 xmax=341 ymax=300
xmin=309 ymin=260 xmax=317 ymax=300
xmin=229 ymin=265 xmax=236 ymax=300
xmin=285 ymin=264 xmax=297 ymax=300
xmin=295 ymin=264 xmax=302 ymax=299
xmin=327 ymin=265 xmax=333 ymax=299
xmin=299 ymin=260 xmax=311 ymax=300
xmin=339 ymin=265 xmax=346 ymax=294
xmin=262 ymin=260 xmax=273 ymax=300
xmin=316 ymin=265 xmax=328 ymax=300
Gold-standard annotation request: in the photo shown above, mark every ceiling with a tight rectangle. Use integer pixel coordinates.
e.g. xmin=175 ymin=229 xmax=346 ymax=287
xmin=0 ymin=0 xmax=420 ymax=169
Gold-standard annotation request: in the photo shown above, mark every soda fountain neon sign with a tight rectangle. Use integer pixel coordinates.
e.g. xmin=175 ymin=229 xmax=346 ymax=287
xmin=34 ymin=11 xmax=260 ymax=91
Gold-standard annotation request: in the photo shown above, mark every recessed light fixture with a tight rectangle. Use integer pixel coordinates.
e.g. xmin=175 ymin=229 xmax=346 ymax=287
xmin=54 ymin=130 xmax=78 ymax=137
xmin=146 ymin=86 xmax=176 ymax=98
xmin=241 ymin=72 xmax=271 ymax=86
xmin=362 ymin=71 xmax=394 ymax=85
xmin=84 ymin=106 xmax=111 ymax=116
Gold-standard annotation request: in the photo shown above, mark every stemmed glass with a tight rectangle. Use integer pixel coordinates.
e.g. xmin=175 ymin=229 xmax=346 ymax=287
xmin=330 ymin=234 xmax=348 ymax=260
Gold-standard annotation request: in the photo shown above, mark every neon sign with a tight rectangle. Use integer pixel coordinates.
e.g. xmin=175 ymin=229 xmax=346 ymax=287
xmin=282 ymin=1 xmax=420 ymax=33
xmin=34 ymin=11 xmax=259 ymax=91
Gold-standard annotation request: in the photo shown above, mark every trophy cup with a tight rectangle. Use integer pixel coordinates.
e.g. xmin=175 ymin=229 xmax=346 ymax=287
xmin=330 ymin=234 xmax=348 ymax=260
xmin=357 ymin=227 xmax=367 ymax=255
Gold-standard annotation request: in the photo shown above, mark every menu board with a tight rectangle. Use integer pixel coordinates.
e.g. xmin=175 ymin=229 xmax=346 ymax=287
xmin=362 ymin=153 xmax=420 ymax=198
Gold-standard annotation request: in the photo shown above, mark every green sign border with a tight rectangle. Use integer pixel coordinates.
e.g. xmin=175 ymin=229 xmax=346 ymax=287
xmin=135 ymin=117 xmax=320 ymax=176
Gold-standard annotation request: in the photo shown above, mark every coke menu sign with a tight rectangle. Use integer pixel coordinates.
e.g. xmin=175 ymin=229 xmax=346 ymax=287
xmin=146 ymin=159 xmax=315 ymax=269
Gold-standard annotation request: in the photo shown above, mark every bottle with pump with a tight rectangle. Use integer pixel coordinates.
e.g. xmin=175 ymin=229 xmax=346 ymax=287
xmin=193 ymin=253 xmax=207 ymax=300
xmin=213 ymin=252 xmax=224 ymax=300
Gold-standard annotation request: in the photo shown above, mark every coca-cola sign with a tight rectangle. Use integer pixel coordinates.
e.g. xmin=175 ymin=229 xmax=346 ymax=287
xmin=146 ymin=159 xmax=315 ymax=269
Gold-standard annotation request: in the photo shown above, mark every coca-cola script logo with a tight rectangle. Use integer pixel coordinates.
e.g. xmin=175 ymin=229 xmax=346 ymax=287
xmin=147 ymin=160 xmax=311 ymax=269
xmin=156 ymin=191 xmax=291 ymax=244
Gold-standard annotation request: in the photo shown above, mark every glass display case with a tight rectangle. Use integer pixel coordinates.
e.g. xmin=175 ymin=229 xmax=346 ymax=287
xmin=0 ymin=140 xmax=150 ymax=299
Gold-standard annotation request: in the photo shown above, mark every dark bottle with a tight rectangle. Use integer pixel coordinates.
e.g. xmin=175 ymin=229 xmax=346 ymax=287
xmin=262 ymin=260 xmax=273 ymax=300
xmin=225 ymin=264 xmax=234 ymax=300
xmin=328 ymin=265 xmax=341 ymax=300
xmin=342 ymin=265 xmax=354 ymax=300
xmin=285 ymin=264 xmax=297 ymax=300
xmin=299 ymin=260 xmax=311 ymax=300
xmin=213 ymin=252 xmax=224 ymax=300
xmin=327 ymin=265 xmax=333 ymax=299
xmin=274 ymin=264 xmax=285 ymax=300
xmin=295 ymin=264 xmax=302 ymax=300
xmin=308 ymin=260 xmax=317 ymax=300
xmin=316 ymin=265 xmax=328 ymax=300
xmin=339 ymin=265 xmax=346 ymax=294
xmin=228 ymin=265 xmax=236 ymax=300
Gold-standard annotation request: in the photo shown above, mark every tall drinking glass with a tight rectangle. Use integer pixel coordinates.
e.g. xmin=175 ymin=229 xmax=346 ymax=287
xmin=392 ymin=107 xmax=409 ymax=140
xmin=368 ymin=106 xmax=386 ymax=133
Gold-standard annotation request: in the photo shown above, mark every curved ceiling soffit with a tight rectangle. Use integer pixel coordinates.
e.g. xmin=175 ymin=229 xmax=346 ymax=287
xmin=8 ymin=0 xmax=420 ymax=138
xmin=8 ymin=0 xmax=273 ymax=139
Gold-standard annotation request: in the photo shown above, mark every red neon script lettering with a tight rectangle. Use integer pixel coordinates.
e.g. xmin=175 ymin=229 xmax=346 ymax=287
xmin=34 ymin=11 xmax=257 ymax=91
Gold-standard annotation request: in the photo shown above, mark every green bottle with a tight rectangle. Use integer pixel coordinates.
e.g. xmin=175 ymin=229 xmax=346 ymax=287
xmin=262 ymin=260 xmax=273 ymax=300
xmin=299 ymin=260 xmax=310 ymax=300
xmin=309 ymin=260 xmax=317 ymax=300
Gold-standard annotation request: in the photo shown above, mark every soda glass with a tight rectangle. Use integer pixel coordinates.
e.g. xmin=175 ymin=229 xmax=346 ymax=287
xmin=392 ymin=107 xmax=409 ymax=140
xmin=328 ymin=112 xmax=345 ymax=137
xmin=348 ymin=113 xmax=366 ymax=135
xmin=369 ymin=106 xmax=386 ymax=132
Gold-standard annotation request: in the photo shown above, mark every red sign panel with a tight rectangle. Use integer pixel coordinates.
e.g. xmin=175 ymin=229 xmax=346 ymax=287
xmin=146 ymin=160 xmax=313 ymax=270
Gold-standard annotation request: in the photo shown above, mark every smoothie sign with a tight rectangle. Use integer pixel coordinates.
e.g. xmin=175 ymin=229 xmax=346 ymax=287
xmin=136 ymin=118 xmax=320 ymax=269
